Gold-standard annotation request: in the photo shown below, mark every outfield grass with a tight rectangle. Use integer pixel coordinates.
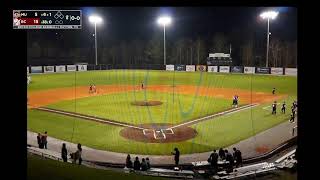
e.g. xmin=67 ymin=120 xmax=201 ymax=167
xmin=27 ymin=154 xmax=167 ymax=180
xmin=47 ymin=91 xmax=237 ymax=125
xmin=27 ymin=70 xmax=297 ymax=155
xmin=28 ymin=70 xmax=297 ymax=96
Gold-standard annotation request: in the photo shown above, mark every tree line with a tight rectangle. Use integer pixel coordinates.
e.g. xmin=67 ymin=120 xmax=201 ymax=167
xmin=28 ymin=33 xmax=297 ymax=67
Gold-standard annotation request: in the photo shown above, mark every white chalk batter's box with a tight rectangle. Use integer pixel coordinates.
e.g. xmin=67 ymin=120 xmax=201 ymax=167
xmin=143 ymin=128 xmax=174 ymax=139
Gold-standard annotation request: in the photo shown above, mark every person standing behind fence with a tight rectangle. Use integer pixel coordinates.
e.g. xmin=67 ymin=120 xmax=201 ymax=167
xmin=171 ymin=147 xmax=180 ymax=166
xmin=133 ymin=157 xmax=141 ymax=170
xmin=37 ymin=133 xmax=43 ymax=149
xmin=61 ymin=143 xmax=68 ymax=162
xmin=141 ymin=158 xmax=148 ymax=171
xmin=219 ymin=148 xmax=226 ymax=160
xmin=146 ymin=157 xmax=151 ymax=169
xmin=77 ymin=143 xmax=82 ymax=165
xmin=42 ymin=131 xmax=48 ymax=149
xmin=225 ymin=150 xmax=234 ymax=173
xmin=126 ymin=154 xmax=133 ymax=168
xmin=233 ymin=148 xmax=243 ymax=168
xmin=209 ymin=150 xmax=219 ymax=172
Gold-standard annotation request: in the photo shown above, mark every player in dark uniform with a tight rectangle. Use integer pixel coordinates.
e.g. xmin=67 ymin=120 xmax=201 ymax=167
xmin=289 ymin=113 xmax=295 ymax=123
xmin=141 ymin=82 xmax=144 ymax=89
xmin=235 ymin=95 xmax=239 ymax=108
xmin=281 ymin=101 xmax=286 ymax=114
xmin=232 ymin=95 xmax=237 ymax=107
xmin=272 ymin=87 xmax=276 ymax=95
xmin=89 ymin=84 xmax=93 ymax=94
xmin=272 ymin=101 xmax=277 ymax=114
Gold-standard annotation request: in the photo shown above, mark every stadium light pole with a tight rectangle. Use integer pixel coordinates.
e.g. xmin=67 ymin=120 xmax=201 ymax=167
xmin=157 ymin=16 xmax=172 ymax=66
xmin=260 ymin=11 xmax=278 ymax=67
xmin=89 ymin=15 xmax=103 ymax=66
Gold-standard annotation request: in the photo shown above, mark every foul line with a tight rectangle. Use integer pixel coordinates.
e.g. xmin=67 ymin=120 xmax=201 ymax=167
xmin=170 ymin=103 xmax=259 ymax=129
xmin=35 ymin=104 xmax=259 ymax=132
xmin=35 ymin=107 xmax=144 ymax=130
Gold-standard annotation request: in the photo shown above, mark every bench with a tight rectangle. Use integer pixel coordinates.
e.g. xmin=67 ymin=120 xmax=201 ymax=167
xmin=28 ymin=146 xmax=73 ymax=163
xmin=212 ymin=162 xmax=276 ymax=179
xmin=275 ymin=149 xmax=296 ymax=163
xmin=191 ymin=160 xmax=231 ymax=167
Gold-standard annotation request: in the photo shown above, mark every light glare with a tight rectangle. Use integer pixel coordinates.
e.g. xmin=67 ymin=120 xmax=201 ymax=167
xmin=89 ymin=15 xmax=103 ymax=24
xmin=157 ymin=16 xmax=172 ymax=26
xmin=260 ymin=11 xmax=279 ymax=20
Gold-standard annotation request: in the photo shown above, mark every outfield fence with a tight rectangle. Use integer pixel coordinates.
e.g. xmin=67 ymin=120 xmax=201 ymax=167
xmin=27 ymin=64 xmax=297 ymax=76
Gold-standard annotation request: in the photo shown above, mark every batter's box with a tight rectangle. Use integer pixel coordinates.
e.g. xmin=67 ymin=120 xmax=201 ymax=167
xmin=161 ymin=128 xmax=174 ymax=134
xmin=143 ymin=129 xmax=154 ymax=135
xmin=153 ymin=130 xmax=166 ymax=139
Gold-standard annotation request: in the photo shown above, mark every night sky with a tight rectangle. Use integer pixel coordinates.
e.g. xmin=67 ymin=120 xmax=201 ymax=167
xmin=28 ymin=7 xmax=297 ymax=46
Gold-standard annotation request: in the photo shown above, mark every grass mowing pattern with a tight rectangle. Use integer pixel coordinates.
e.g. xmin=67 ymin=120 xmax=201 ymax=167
xmin=27 ymin=70 xmax=297 ymax=155
xmin=46 ymin=91 xmax=236 ymax=125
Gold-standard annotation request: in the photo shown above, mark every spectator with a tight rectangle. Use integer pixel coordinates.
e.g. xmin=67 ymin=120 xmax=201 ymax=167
xmin=77 ymin=143 xmax=82 ymax=165
xmin=141 ymin=158 xmax=148 ymax=171
xmin=125 ymin=154 xmax=133 ymax=168
xmin=171 ymin=147 xmax=180 ymax=166
xmin=42 ymin=131 xmax=48 ymax=149
xmin=61 ymin=143 xmax=68 ymax=162
xmin=233 ymin=148 xmax=243 ymax=168
xmin=209 ymin=150 xmax=219 ymax=172
xmin=218 ymin=148 xmax=225 ymax=160
xmin=225 ymin=150 xmax=234 ymax=173
xmin=133 ymin=157 xmax=141 ymax=170
xmin=146 ymin=157 xmax=151 ymax=169
xmin=37 ymin=133 xmax=43 ymax=149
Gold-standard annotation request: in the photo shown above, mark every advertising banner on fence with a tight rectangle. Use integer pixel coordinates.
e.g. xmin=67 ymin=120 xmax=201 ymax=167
xmin=207 ymin=66 xmax=218 ymax=72
xmin=175 ymin=65 xmax=186 ymax=71
xmin=166 ymin=65 xmax=174 ymax=71
xmin=196 ymin=65 xmax=207 ymax=72
xmin=186 ymin=65 xmax=195 ymax=72
xmin=231 ymin=66 xmax=244 ymax=73
xmin=67 ymin=65 xmax=77 ymax=72
xmin=271 ymin=67 xmax=284 ymax=75
xmin=285 ymin=68 xmax=297 ymax=76
xmin=219 ymin=66 xmax=230 ymax=73
xmin=44 ymin=66 xmax=54 ymax=73
xmin=31 ymin=66 xmax=42 ymax=73
xmin=55 ymin=65 xmax=66 ymax=72
xmin=244 ymin=67 xmax=255 ymax=74
xmin=256 ymin=67 xmax=270 ymax=74
xmin=77 ymin=64 xmax=87 ymax=71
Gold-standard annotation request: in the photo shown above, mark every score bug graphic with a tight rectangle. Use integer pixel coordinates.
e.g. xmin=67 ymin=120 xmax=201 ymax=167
xmin=13 ymin=10 xmax=82 ymax=29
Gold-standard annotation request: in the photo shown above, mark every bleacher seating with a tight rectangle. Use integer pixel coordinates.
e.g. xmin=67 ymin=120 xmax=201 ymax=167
xmin=212 ymin=162 xmax=276 ymax=179
xmin=275 ymin=149 xmax=297 ymax=169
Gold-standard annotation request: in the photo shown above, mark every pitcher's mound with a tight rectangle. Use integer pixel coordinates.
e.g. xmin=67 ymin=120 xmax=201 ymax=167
xmin=131 ymin=101 xmax=163 ymax=106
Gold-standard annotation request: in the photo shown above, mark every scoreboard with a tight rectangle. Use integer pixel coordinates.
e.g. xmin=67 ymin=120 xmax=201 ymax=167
xmin=13 ymin=10 xmax=82 ymax=29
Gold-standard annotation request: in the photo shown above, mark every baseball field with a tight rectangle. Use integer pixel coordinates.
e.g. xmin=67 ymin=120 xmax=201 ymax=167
xmin=27 ymin=70 xmax=297 ymax=155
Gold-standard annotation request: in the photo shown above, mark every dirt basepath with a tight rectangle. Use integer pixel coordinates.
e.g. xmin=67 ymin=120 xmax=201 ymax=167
xmin=28 ymin=85 xmax=286 ymax=108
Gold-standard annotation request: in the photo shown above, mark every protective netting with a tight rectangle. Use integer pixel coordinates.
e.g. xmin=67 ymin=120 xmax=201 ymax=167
xmin=27 ymin=66 xmax=297 ymax=155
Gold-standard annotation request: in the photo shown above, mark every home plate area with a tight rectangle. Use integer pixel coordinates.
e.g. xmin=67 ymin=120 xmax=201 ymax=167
xmin=119 ymin=123 xmax=197 ymax=143
xmin=143 ymin=128 xmax=174 ymax=139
